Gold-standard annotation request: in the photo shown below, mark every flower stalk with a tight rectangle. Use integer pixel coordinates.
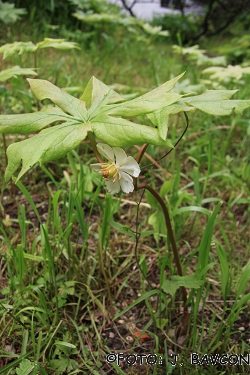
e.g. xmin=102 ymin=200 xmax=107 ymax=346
xmin=136 ymin=183 xmax=187 ymax=307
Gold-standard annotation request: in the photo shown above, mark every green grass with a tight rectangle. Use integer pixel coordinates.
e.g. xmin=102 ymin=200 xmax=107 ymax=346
xmin=0 ymin=19 xmax=250 ymax=375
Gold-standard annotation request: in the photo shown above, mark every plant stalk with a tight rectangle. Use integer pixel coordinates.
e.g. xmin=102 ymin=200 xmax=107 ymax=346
xmin=136 ymin=183 xmax=187 ymax=306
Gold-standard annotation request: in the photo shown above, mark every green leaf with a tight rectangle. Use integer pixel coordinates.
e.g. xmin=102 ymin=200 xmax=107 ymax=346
xmin=28 ymin=79 xmax=88 ymax=119
xmin=0 ymin=106 xmax=70 ymax=134
xmin=184 ymin=90 xmax=250 ymax=116
xmin=0 ymin=41 xmax=36 ymax=59
xmin=141 ymin=23 xmax=169 ymax=37
xmin=0 ymin=38 xmax=80 ymax=59
xmin=162 ymin=274 xmax=204 ymax=296
xmin=36 ymin=38 xmax=80 ymax=51
xmin=49 ymin=358 xmax=78 ymax=371
xmin=107 ymin=73 xmax=184 ymax=117
xmin=16 ymin=359 xmax=35 ymax=375
xmin=202 ymin=65 xmax=250 ymax=82
xmin=54 ymin=341 xmax=77 ymax=349
xmin=109 ymin=220 xmax=135 ymax=237
xmin=0 ymin=1 xmax=26 ymax=24
xmin=147 ymin=102 xmax=194 ymax=140
xmin=4 ymin=74 xmax=249 ymax=182
xmin=172 ymin=44 xmax=226 ymax=66
xmin=91 ymin=114 xmax=173 ymax=147
xmin=5 ymin=122 xmax=91 ymax=182
xmin=0 ymin=65 xmax=37 ymax=82
xmin=114 ymin=289 xmax=161 ymax=320
xmin=148 ymin=210 xmax=167 ymax=243
xmin=80 ymin=76 xmax=124 ymax=113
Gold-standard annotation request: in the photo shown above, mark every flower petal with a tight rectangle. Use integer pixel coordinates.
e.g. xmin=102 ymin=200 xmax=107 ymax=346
xmin=120 ymin=156 xmax=140 ymax=177
xmin=113 ymin=147 xmax=128 ymax=165
xmin=105 ymin=178 xmax=121 ymax=194
xmin=90 ymin=163 xmax=102 ymax=172
xmin=97 ymin=143 xmax=114 ymax=162
xmin=120 ymin=171 xmax=134 ymax=193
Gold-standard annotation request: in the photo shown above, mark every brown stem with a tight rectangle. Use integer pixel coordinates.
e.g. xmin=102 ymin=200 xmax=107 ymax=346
xmin=88 ymin=131 xmax=104 ymax=163
xmin=136 ymin=183 xmax=187 ymax=306
xmin=136 ymin=143 xmax=148 ymax=164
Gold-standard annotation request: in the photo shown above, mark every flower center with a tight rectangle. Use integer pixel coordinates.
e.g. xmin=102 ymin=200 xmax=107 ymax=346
xmin=99 ymin=163 xmax=121 ymax=182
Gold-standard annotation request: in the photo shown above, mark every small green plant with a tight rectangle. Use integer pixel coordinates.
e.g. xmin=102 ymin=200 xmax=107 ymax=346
xmin=0 ymin=1 xmax=26 ymax=25
xmin=1 ymin=74 xmax=250 ymax=319
xmin=172 ymin=44 xmax=227 ymax=67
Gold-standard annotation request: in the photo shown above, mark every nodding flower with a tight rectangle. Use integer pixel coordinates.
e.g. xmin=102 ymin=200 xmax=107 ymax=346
xmin=90 ymin=143 xmax=140 ymax=194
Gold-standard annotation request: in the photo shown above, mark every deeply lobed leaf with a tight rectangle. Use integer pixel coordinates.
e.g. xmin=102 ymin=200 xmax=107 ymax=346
xmin=1 ymin=75 xmax=250 ymax=183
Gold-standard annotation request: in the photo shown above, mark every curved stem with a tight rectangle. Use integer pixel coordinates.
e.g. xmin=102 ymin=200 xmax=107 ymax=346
xmin=141 ymin=112 xmax=189 ymax=171
xmin=136 ymin=143 xmax=148 ymax=164
xmin=137 ymin=183 xmax=187 ymax=306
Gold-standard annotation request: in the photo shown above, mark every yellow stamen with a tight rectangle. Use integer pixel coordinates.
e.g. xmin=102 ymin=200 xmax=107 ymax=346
xmin=99 ymin=163 xmax=119 ymax=182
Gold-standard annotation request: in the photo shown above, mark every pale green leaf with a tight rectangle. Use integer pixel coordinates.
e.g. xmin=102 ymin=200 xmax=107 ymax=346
xmin=141 ymin=23 xmax=169 ymax=37
xmin=184 ymin=90 xmax=250 ymax=116
xmin=91 ymin=114 xmax=173 ymax=147
xmin=0 ymin=41 xmax=36 ymax=59
xmin=0 ymin=38 xmax=79 ymax=59
xmin=162 ymin=274 xmax=204 ymax=296
xmin=36 ymin=38 xmax=80 ymax=51
xmin=0 ymin=65 xmax=37 ymax=82
xmin=28 ymin=79 xmax=88 ymax=119
xmin=107 ymin=74 xmax=185 ymax=117
xmin=73 ymin=12 xmax=138 ymax=27
xmin=0 ymin=107 xmax=69 ymax=134
xmin=16 ymin=359 xmax=35 ymax=375
xmin=173 ymin=78 xmax=205 ymax=94
xmin=202 ymin=64 xmax=250 ymax=82
xmin=109 ymin=220 xmax=135 ymax=237
xmin=0 ymin=1 xmax=26 ymax=24
xmin=172 ymin=44 xmax=226 ymax=66
xmin=147 ymin=102 xmax=194 ymax=140
xmin=148 ymin=210 xmax=167 ymax=243
xmin=80 ymin=76 xmax=124 ymax=113
xmin=5 ymin=122 xmax=91 ymax=182
xmin=173 ymin=44 xmax=205 ymax=56
xmin=54 ymin=340 xmax=76 ymax=348
xmin=73 ymin=12 xmax=121 ymax=23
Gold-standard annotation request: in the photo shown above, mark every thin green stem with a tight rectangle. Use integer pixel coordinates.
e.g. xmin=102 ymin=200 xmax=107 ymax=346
xmin=136 ymin=183 xmax=187 ymax=306
xmin=98 ymin=225 xmax=114 ymax=318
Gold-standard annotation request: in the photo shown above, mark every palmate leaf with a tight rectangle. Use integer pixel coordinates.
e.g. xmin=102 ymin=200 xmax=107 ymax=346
xmin=5 ymin=121 xmax=91 ymax=182
xmin=1 ymin=76 xmax=181 ymax=182
xmin=0 ymin=41 xmax=37 ymax=59
xmin=2 ymin=74 xmax=250 ymax=183
xmin=0 ymin=38 xmax=80 ymax=59
xmin=0 ymin=65 xmax=37 ymax=82
xmin=202 ymin=65 xmax=250 ymax=82
xmin=184 ymin=90 xmax=250 ymax=116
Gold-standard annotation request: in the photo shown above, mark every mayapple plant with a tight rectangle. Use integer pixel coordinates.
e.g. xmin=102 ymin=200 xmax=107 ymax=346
xmin=1 ymin=73 xmax=250 ymax=310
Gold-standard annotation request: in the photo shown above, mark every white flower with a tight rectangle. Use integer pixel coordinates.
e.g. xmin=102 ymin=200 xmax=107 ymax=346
xmin=90 ymin=143 xmax=140 ymax=194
